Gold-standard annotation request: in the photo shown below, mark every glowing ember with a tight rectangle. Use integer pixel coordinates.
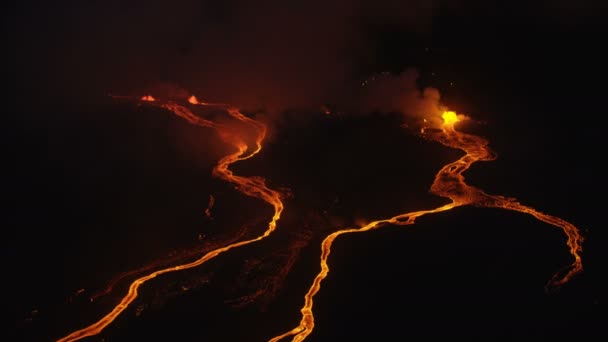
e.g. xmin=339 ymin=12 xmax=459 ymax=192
xmin=140 ymin=95 xmax=155 ymax=101
xmin=188 ymin=95 xmax=200 ymax=104
xmin=204 ymin=194 xmax=215 ymax=219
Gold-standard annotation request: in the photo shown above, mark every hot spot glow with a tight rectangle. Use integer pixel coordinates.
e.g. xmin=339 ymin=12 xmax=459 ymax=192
xmin=188 ymin=95 xmax=199 ymax=104
xmin=442 ymin=111 xmax=459 ymax=125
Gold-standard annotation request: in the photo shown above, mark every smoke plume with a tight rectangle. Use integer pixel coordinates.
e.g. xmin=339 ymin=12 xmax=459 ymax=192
xmin=10 ymin=0 xmax=440 ymax=118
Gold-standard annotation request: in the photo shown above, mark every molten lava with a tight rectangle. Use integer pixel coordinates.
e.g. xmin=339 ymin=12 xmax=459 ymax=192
xmin=56 ymin=101 xmax=584 ymax=342
xmin=56 ymin=96 xmax=285 ymax=342
xmin=268 ymin=110 xmax=583 ymax=342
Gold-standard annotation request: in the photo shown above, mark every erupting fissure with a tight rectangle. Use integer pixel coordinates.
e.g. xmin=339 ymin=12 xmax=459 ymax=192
xmin=269 ymin=111 xmax=583 ymax=342
xmin=57 ymin=95 xmax=583 ymax=342
xmin=56 ymin=95 xmax=285 ymax=342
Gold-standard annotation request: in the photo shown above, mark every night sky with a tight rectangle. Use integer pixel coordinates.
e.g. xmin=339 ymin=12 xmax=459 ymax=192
xmin=5 ymin=1 xmax=606 ymax=341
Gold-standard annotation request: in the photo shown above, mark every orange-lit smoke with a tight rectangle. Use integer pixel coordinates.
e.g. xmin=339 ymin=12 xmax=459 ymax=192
xmin=334 ymin=69 xmax=458 ymax=130
xmin=24 ymin=1 xmax=445 ymax=118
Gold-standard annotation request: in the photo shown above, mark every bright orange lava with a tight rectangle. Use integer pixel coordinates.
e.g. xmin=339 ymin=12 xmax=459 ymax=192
xmin=268 ymin=110 xmax=583 ymax=342
xmin=56 ymin=105 xmax=584 ymax=342
xmin=56 ymin=96 xmax=285 ymax=342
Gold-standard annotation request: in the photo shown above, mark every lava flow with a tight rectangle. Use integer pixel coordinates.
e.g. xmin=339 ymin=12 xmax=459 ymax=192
xmin=269 ymin=110 xmax=584 ymax=342
xmin=56 ymin=99 xmax=584 ymax=342
xmin=56 ymin=95 xmax=285 ymax=342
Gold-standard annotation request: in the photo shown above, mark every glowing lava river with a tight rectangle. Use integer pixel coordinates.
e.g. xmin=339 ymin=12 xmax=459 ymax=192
xmin=56 ymin=97 xmax=583 ymax=342
xmin=56 ymin=95 xmax=285 ymax=342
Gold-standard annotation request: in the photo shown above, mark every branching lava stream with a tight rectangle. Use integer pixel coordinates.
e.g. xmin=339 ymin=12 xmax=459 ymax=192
xmin=269 ymin=111 xmax=583 ymax=342
xmin=57 ymin=100 xmax=583 ymax=342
